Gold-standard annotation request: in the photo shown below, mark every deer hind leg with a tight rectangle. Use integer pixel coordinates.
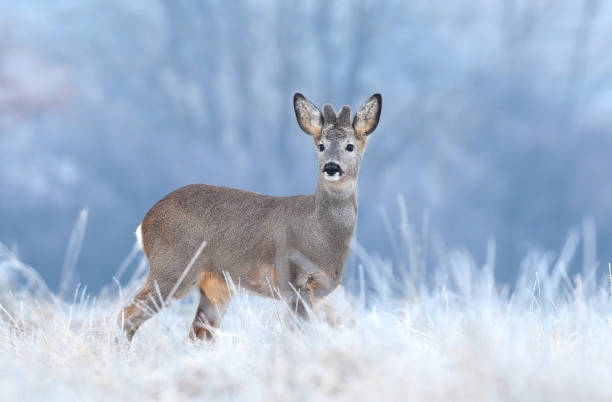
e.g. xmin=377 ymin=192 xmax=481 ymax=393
xmin=119 ymin=255 xmax=203 ymax=341
xmin=190 ymin=272 xmax=232 ymax=341
xmin=118 ymin=278 xmax=165 ymax=341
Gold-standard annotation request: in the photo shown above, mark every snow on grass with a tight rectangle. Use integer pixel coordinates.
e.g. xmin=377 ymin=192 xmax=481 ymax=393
xmin=1 ymin=214 xmax=612 ymax=401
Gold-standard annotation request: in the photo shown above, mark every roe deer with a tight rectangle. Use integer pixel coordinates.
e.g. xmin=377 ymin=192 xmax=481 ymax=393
xmin=118 ymin=93 xmax=382 ymax=340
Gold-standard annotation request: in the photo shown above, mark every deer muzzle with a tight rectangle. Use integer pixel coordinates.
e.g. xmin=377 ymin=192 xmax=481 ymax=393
xmin=323 ymin=162 xmax=342 ymax=181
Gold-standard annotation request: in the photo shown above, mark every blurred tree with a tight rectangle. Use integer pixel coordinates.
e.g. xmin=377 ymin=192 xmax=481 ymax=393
xmin=0 ymin=32 xmax=70 ymax=132
xmin=1 ymin=0 xmax=611 ymax=291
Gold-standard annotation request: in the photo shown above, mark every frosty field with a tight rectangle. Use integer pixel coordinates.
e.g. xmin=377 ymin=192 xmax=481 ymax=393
xmin=1 ymin=215 xmax=611 ymax=402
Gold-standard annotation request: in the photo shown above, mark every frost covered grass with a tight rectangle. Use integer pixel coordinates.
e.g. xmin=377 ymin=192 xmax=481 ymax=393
xmin=1 ymin=211 xmax=612 ymax=401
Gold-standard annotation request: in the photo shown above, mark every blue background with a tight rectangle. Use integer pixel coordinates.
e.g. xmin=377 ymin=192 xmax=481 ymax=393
xmin=1 ymin=0 xmax=610 ymax=291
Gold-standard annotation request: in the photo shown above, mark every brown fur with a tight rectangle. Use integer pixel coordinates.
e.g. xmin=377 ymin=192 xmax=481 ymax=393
xmin=200 ymin=272 xmax=230 ymax=305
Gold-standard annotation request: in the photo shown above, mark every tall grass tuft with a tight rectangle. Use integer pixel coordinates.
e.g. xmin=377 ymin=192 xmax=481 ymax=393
xmin=1 ymin=202 xmax=611 ymax=401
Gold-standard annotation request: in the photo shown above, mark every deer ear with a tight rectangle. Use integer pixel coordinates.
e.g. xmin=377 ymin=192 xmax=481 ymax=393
xmin=294 ymin=93 xmax=323 ymax=137
xmin=353 ymin=94 xmax=382 ymax=136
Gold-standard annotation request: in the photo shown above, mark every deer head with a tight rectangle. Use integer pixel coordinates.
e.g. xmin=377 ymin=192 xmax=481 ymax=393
xmin=294 ymin=93 xmax=382 ymax=196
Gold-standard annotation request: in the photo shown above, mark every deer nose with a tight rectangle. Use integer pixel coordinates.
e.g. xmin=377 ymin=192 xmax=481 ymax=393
xmin=323 ymin=162 xmax=342 ymax=176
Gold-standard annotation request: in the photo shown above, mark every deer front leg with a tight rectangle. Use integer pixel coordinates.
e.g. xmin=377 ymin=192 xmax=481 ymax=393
xmin=289 ymin=270 xmax=335 ymax=319
xmin=293 ymin=289 xmax=314 ymax=319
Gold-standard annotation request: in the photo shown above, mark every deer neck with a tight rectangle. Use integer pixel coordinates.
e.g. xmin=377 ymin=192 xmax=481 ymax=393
xmin=314 ymin=178 xmax=358 ymax=238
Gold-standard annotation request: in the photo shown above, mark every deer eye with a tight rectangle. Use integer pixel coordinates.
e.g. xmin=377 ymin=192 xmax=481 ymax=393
xmin=319 ymin=144 xmax=325 ymax=152
xmin=346 ymin=144 xmax=354 ymax=152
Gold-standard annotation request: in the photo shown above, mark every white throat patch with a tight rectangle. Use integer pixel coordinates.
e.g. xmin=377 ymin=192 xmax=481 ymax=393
xmin=323 ymin=173 xmax=341 ymax=182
